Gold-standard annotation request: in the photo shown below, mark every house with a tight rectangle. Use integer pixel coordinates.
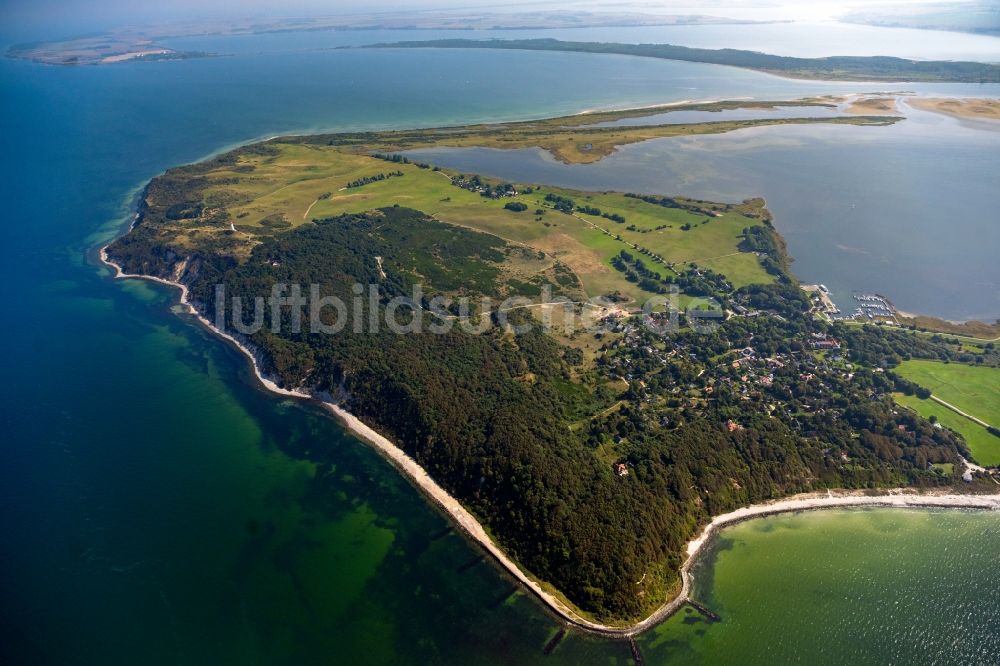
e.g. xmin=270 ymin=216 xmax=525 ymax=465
xmin=614 ymin=463 xmax=629 ymax=477
xmin=810 ymin=334 xmax=841 ymax=350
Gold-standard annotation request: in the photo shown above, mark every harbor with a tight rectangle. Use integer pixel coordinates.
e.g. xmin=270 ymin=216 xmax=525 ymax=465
xmin=802 ymin=284 xmax=900 ymax=324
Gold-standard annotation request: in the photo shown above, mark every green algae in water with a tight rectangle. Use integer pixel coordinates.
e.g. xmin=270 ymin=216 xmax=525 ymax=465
xmin=640 ymin=508 xmax=1000 ymax=665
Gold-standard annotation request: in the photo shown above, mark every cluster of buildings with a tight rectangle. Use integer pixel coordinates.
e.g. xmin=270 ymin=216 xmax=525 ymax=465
xmin=450 ymin=176 xmax=518 ymax=199
xmin=801 ymin=284 xmax=840 ymax=316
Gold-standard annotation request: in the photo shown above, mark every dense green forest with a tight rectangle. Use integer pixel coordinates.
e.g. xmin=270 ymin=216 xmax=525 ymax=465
xmin=106 ymin=140 xmax=999 ymax=623
xmin=368 ymin=38 xmax=1000 ymax=82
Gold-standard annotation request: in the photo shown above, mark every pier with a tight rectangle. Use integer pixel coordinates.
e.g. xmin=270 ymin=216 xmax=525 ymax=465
xmin=851 ymin=292 xmax=898 ymax=322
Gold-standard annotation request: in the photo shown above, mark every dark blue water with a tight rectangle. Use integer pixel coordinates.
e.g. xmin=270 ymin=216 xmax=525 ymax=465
xmin=5 ymin=44 xmax=685 ymax=665
xmin=3 ymin=29 xmax=999 ymax=664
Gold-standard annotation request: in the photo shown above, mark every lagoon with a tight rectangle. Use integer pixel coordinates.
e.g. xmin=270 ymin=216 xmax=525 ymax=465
xmin=406 ymin=102 xmax=1000 ymax=322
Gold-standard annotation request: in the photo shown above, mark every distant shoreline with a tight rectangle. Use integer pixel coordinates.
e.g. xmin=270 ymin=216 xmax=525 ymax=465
xmin=363 ymin=38 xmax=1000 ymax=83
xmin=97 ymin=241 xmax=1000 ymax=637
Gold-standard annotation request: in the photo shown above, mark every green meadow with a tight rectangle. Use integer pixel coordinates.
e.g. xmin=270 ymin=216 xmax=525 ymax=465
xmin=892 ymin=359 xmax=1000 ymax=466
xmin=202 ymin=144 xmax=773 ymax=305
xmin=894 ymin=360 xmax=1000 ymax=427
xmin=893 ymin=393 xmax=1000 ymax=467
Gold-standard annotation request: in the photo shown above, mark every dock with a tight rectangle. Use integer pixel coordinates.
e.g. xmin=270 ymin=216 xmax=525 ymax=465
xmin=851 ymin=292 xmax=898 ymax=323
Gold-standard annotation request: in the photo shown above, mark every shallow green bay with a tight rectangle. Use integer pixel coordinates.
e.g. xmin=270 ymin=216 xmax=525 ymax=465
xmin=641 ymin=509 xmax=1000 ymax=665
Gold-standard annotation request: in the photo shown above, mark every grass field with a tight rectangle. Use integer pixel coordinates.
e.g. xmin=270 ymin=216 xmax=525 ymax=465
xmin=198 ymin=144 xmax=774 ymax=304
xmin=326 ymin=110 xmax=898 ymax=165
xmin=893 ymin=393 xmax=1000 ymax=467
xmin=897 ymin=315 xmax=1000 ymax=340
xmin=894 ymin=360 xmax=1000 ymax=428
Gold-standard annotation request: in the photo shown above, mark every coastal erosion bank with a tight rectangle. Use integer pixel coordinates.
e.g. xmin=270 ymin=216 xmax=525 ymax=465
xmin=99 ymin=245 xmax=1000 ymax=637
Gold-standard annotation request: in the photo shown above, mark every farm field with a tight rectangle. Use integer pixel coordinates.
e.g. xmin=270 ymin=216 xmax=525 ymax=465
xmin=893 ymin=393 xmax=1000 ymax=467
xmin=894 ymin=360 xmax=1000 ymax=428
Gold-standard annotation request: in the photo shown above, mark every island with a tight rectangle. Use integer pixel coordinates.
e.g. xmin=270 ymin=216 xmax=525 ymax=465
xmin=841 ymin=1 xmax=1000 ymax=36
xmin=102 ymin=101 xmax=1000 ymax=630
xmin=6 ymin=10 xmax=768 ymax=66
xmin=908 ymin=97 xmax=1000 ymax=121
xmin=364 ymin=38 xmax=1000 ymax=83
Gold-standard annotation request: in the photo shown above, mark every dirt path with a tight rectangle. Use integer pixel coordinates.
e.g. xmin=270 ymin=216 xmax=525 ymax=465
xmin=931 ymin=395 xmax=994 ymax=429
xmin=302 ymin=198 xmax=320 ymax=220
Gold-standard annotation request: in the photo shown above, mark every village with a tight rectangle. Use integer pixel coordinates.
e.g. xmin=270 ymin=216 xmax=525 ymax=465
xmin=583 ymin=278 xmax=971 ymax=483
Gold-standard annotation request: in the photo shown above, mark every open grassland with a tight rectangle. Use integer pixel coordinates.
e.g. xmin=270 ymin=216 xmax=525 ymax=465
xmin=263 ymin=99 xmax=898 ymax=167
xmin=199 ymin=144 xmax=773 ymax=304
xmin=338 ymin=115 xmax=897 ymax=165
xmin=895 ymin=360 xmax=1000 ymax=428
xmin=896 ymin=314 xmax=1000 ymax=340
xmin=894 ymin=393 xmax=1000 ymax=467
xmin=492 ymin=98 xmax=839 ymax=129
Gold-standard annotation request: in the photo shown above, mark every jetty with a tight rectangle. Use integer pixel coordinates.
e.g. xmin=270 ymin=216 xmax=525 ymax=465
xmin=687 ymin=599 xmax=721 ymax=622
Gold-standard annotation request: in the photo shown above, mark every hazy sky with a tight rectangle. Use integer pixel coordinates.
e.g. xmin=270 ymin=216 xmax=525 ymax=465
xmin=0 ymin=0 xmax=972 ymax=41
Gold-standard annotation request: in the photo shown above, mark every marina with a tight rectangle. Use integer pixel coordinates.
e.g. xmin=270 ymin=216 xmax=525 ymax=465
xmin=851 ymin=292 xmax=899 ymax=322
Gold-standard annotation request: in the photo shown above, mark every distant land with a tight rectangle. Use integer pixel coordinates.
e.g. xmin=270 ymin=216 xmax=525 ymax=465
xmin=5 ymin=38 xmax=212 ymax=65
xmin=841 ymin=1 xmax=1000 ymax=36
xmin=103 ymin=100 xmax=1000 ymax=627
xmin=365 ymin=38 xmax=1000 ymax=82
xmin=5 ymin=10 xmax=770 ymax=66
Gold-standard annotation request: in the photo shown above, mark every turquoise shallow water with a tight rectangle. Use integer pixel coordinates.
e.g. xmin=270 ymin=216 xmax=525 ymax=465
xmin=2 ymin=28 xmax=1000 ymax=664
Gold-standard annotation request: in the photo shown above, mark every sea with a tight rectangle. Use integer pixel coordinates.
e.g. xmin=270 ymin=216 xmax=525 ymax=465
xmin=2 ymin=23 xmax=1000 ymax=664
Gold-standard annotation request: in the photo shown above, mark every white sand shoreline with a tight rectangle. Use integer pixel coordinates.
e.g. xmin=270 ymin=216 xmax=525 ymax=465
xmin=98 ymin=245 xmax=1000 ymax=637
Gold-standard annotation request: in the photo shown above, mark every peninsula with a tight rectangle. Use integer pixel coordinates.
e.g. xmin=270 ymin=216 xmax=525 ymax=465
xmin=103 ymin=102 xmax=1000 ymax=629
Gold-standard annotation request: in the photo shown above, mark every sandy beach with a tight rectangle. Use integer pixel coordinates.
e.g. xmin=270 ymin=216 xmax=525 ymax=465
xmin=99 ymin=246 xmax=1000 ymax=637
xmin=908 ymin=97 xmax=1000 ymax=122
xmin=843 ymin=95 xmax=900 ymax=115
